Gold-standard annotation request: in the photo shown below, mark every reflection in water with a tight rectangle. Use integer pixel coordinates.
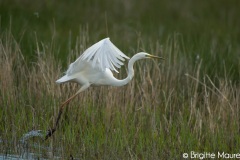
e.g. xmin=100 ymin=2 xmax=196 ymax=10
xmin=0 ymin=130 xmax=62 ymax=159
xmin=20 ymin=130 xmax=45 ymax=143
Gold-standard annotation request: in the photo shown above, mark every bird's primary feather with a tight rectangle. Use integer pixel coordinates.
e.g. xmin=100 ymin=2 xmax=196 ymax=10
xmin=66 ymin=38 xmax=129 ymax=76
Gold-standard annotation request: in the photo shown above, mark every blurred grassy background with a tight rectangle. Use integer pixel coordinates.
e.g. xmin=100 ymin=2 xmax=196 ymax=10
xmin=1 ymin=0 xmax=240 ymax=159
xmin=1 ymin=0 xmax=240 ymax=81
xmin=2 ymin=0 xmax=240 ymax=42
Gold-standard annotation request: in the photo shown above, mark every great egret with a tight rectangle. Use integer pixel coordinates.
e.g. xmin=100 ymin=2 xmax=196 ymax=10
xmin=45 ymin=38 xmax=163 ymax=139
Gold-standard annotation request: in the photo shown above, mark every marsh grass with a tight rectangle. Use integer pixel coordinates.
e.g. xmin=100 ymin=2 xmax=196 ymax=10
xmin=0 ymin=29 xmax=240 ymax=159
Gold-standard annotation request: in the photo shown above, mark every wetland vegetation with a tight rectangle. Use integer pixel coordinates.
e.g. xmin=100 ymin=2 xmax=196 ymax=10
xmin=0 ymin=0 xmax=240 ymax=159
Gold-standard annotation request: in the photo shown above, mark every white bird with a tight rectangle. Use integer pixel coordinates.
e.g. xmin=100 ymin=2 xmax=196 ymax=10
xmin=46 ymin=37 xmax=163 ymax=139
xmin=57 ymin=38 xmax=163 ymax=102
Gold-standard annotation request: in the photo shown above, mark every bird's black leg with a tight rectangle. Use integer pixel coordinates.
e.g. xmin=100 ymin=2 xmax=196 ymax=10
xmin=45 ymin=104 xmax=64 ymax=140
xmin=45 ymin=93 xmax=79 ymax=140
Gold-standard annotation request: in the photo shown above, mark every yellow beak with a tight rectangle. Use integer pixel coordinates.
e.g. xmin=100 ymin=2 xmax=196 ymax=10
xmin=147 ymin=54 xmax=164 ymax=60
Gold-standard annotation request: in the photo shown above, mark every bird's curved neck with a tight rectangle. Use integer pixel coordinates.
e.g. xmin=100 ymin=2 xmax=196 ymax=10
xmin=112 ymin=56 xmax=136 ymax=86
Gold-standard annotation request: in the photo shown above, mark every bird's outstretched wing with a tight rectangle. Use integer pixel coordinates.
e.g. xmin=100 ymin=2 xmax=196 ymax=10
xmin=67 ymin=38 xmax=129 ymax=75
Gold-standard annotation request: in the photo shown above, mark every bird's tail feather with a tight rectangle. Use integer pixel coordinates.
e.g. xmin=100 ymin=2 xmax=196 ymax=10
xmin=56 ymin=75 xmax=72 ymax=83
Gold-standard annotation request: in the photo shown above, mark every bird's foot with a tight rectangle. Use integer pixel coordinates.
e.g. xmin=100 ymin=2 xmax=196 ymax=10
xmin=45 ymin=128 xmax=56 ymax=140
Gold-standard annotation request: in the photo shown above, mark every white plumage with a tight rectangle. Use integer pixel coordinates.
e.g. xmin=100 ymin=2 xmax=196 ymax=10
xmin=67 ymin=38 xmax=129 ymax=76
xmin=56 ymin=37 xmax=163 ymax=95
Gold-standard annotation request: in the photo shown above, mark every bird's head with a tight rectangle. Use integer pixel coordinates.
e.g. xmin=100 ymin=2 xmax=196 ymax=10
xmin=135 ymin=52 xmax=164 ymax=60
